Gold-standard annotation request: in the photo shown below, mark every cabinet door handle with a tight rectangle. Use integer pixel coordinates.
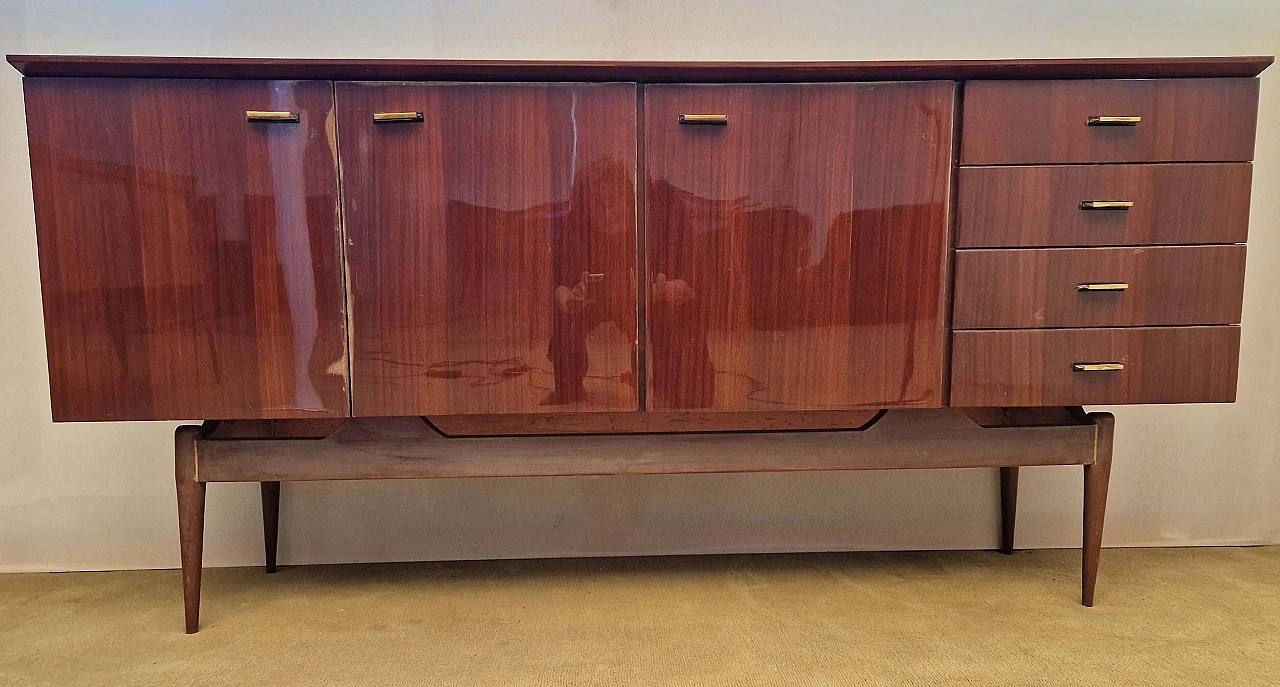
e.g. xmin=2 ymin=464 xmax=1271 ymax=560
xmin=1080 ymin=200 xmax=1134 ymax=210
xmin=1077 ymin=282 xmax=1129 ymax=292
xmin=678 ymin=114 xmax=729 ymax=125
xmin=246 ymin=110 xmax=300 ymax=123
xmin=1073 ymin=362 xmax=1125 ymax=372
xmin=374 ymin=111 xmax=425 ymax=123
xmin=1087 ymin=116 xmax=1141 ymax=126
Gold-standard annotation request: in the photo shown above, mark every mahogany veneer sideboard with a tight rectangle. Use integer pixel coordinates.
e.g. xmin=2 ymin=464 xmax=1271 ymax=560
xmin=8 ymin=54 xmax=1270 ymax=633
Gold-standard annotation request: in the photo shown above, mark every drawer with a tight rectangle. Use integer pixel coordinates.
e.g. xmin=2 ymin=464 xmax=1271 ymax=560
xmin=961 ymin=78 xmax=1259 ymax=164
xmin=956 ymin=163 xmax=1252 ymax=247
xmin=952 ymin=245 xmax=1246 ymax=328
xmin=949 ymin=326 xmax=1240 ymax=407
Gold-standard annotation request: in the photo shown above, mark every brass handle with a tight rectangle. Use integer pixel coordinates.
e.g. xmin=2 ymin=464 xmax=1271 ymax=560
xmin=374 ymin=111 xmax=425 ymax=123
xmin=1080 ymin=200 xmax=1134 ymax=210
xmin=1073 ymin=362 xmax=1125 ymax=372
xmin=1077 ymin=282 xmax=1130 ymax=292
xmin=1087 ymin=116 xmax=1141 ymax=126
xmin=246 ymin=110 xmax=300 ymax=123
xmin=679 ymin=114 xmax=729 ymax=125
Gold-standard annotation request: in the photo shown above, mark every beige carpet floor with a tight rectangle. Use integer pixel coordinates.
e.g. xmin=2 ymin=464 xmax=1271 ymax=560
xmin=1 ymin=547 xmax=1278 ymax=686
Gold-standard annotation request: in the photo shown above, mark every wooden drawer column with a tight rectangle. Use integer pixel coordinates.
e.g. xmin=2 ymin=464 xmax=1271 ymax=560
xmin=951 ymin=77 xmax=1258 ymax=406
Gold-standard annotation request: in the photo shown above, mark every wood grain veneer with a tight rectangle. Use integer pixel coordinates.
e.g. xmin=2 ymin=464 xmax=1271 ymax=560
xmin=952 ymin=245 xmax=1247 ymax=329
xmin=956 ymin=163 xmax=1253 ymax=247
xmin=950 ymin=326 xmax=1240 ymax=406
xmin=644 ymin=81 xmax=955 ymax=411
xmin=337 ymin=82 xmax=638 ymax=416
xmin=17 ymin=61 xmax=1270 ymax=421
xmin=25 ymin=78 xmax=349 ymax=421
xmin=961 ymin=79 xmax=1260 ymax=164
xmin=9 ymin=55 xmax=1274 ymax=81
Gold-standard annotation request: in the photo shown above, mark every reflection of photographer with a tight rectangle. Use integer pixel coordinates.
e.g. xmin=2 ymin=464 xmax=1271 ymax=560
xmin=652 ymin=272 xmax=694 ymax=305
xmin=546 ymin=271 xmax=602 ymax=405
xmin=650 ymin=272 xmax=714 ymax=408
xmin=544 ymin=153 xmax=635 ymax=409
xmin=555 ymin=272 xmax=604 ymax=314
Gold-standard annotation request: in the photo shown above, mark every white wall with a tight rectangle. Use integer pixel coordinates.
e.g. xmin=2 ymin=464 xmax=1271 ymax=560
xmin=1 ymin=0 xmax=1278 ymax=572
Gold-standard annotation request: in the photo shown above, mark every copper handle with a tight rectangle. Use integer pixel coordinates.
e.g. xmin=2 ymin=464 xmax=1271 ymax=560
xmin=679 ymin=114 xmax=729 ymax=125
xmin=374 ymin=111 xmax=425 ymax=123
xmin=246 ymin=110 xmax=299 ymax=123
xmin=1080 ymin=200 xmax=1134 ymax=210
xmin=1087 ymin=116 xmax=1141 ymax=126
xmin=1073 ymin=362 xmax=1125 ymax=372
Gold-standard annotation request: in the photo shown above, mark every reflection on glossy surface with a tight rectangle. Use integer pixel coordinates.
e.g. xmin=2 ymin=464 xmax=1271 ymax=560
xmin=25 ymin=78 xmax=349 ymax=421
xmin=645 ymin=82 xmax=955 ymax=411
xmin=339 ymin=82 xmax=637 ymax=416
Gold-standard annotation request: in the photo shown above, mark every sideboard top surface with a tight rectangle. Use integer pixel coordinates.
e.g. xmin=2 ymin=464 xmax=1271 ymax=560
xmin=6 ymin=55 xmax=1274 ymax=81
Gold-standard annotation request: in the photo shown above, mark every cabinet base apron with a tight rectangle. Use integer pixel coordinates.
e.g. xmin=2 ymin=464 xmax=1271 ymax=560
xmin=174 ymin=408 xmax=1115 ymax=634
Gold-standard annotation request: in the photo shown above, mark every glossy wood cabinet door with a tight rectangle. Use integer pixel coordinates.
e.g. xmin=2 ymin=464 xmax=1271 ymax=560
xmin=644 ymin=82 xmax=955 ymax=411
xmin=24 ymin=78 xmax=349 ymax=421
xmin=338 ymin=82 xmax=638 ymax=416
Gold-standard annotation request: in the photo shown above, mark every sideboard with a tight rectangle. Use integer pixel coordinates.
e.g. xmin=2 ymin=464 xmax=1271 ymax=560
xmin=8 ymin=54 xmax=1271 ymax=633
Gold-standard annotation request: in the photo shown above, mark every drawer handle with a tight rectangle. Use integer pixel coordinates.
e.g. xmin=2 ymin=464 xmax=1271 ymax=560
xmin=1077 ymin=282 xmax=1130 ymax=292
xmin=1073 ymin=362 xmax=1125 ymax=372
xmin=374 ymin=111 xmax=425 ymax=123
xmin=1080 ymin=200 xmax=1134 ymax=210
xmin=679 ymin=114 xmax=729 ymax=125
xmin=1087 ymin=116 xmax=1141 ymax=126
xmin=246 ymin=110 xmax=300 ymax=123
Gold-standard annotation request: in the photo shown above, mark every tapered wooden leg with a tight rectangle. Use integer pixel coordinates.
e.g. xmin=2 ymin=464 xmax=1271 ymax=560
xmin=261 ymin=481 xmax=280 ymax=573
xmin=175 ymin=426 xmax=206 ymax=634
xmin=999 ymin=466 xmax=1019 ymax=554
xmin=1082 ymin=412 xmax=1115 ymax=607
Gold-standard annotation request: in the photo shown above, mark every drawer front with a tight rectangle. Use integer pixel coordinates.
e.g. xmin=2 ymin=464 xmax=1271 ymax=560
xmin=950 ymin=326 xmax=1240 ymax=406
xmin=952 ymin=245 xmax=1246 ymax=328
xmin=961 ymin=78 xmax=1259 ymax=164
xmin=956 ymin=163 xmax=1252 ymax=247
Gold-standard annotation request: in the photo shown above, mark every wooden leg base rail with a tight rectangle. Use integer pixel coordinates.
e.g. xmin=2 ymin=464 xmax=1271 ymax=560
xmin=174 ymin=408 xmax=1115 ymax=633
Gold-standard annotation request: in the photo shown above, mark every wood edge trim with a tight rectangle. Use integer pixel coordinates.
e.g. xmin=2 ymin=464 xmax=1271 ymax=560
xmin=9 ymin=55 xmax=1274 ymax=80
xmin=941 ymin=80 xmax=964 ymax=406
